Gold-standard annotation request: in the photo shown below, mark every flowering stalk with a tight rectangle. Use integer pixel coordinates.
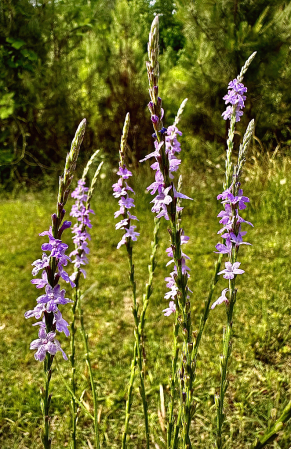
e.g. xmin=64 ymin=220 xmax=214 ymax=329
xmin=113 ymin=113 xmax=150 ymax=449
xmin=145 ymin=16 xmax=194 ymax=449
xmin=69 ymin=149 xmax=100 ymax=441
xmin=188 ymin=56 xmax=257 ymax=439
xmin=69 ymin=157 xmax=103 ymax=449
xmin=223 ymin=52 xmax=256 ymax=189
xmin=25 ymin=119 xmax=86 ymax=449
xmin=139 ymin=215 xmax=160 ymax=376
xmin=195 ymin=120 xmax=255 ymax=367
xmin=212 ymin=114 xmax=254 ymax=448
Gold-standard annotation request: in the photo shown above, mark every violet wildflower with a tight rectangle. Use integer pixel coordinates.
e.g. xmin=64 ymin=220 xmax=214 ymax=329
xmin=163 ymin=301 xmax=176 ymax=316
xmin=222 ymin=78 xmax=247 ymax=122
xmin=114 ymin=114 xmax=151 ymax=449
xmin=69 ymin=153 xmax=103 ymax=449
xmin=213 ymin=181 xmax=253 ymax=312
xmin=30 ymin=327 xmax=67 ymax=362
xmin=213 ymin=67 xmax=255 ymax=448
xmin=211 ymin=288 xmax=229 ymax=310
xmin=223 ymin=52 xmax=257 ymax=190
xmin=144 ymin=15 xmax=195 ymax=448
xmin=114 ymin=114 xmax=140 ymax=251
xmin=25 ymin=119 xmax=86 ymax=449
xmin=213 ymin=181 xmax=254 ymax=449
xmin=70 ymin=179 xmax=94 ymax=281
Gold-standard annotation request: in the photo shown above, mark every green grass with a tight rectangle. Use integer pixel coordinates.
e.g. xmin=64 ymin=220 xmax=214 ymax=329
xmin=1 ymin=156 xmax=291 ymax=448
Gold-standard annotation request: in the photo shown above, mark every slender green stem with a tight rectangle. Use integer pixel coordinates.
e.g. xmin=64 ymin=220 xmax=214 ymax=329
xmin=70 ymin=287 xmax=79 ymax=449
xmin=122 ymin=240 xmax=150 ymax=449
xmin=57 ymin=358 xmax=94 ymax=421
xmin=225 ymin=112 xmax=236 ymax=190
xmin=194 ymin=254 xmax=222 ymax=359
xmin=122 ymin=342 xmax=138 ymax=449
xmin=215 ymin=279 xmax=236 ymax=449
xmin=167 ymin=316 xmax=180 ymax=448
xmin=77 ymin=287 xmax=100 ymax=449
xmin=139 ymin=217 xmax=160 ymax=377
xmin=41 ymin=353 xmax=54 ymax=449
xmin=172 ymin=402 xmax=182 ymax=449
xmin=170 ymin=195 xmax=193 ymax=449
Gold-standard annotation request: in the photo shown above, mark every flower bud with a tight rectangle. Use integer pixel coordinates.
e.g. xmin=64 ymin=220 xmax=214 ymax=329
xmin=148 ymin=101 xmax=154 ymax=114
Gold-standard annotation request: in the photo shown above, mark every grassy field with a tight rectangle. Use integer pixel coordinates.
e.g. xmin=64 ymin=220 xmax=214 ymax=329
xmin=1 ymin=155 xmax=291 ymax=448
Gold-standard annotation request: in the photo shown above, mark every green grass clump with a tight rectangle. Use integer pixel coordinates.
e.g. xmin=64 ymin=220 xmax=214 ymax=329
xmin=0 ymin=157 xmax=291 ymax=448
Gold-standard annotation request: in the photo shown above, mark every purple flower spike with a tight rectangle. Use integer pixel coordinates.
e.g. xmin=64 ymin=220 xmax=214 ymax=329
xmin=141 ymin=118 xmax=192 ymax=314
xmin=222 ymin=78 xmax=247 ymax=122
xmin=113 ymin=132 xmax=140 ymax=249
xmin=70 ymin=178 xmax=95 ymax=280
xmin=28 ymin=217 xmax=74 ymax=360
xmin=213 ymin=181 xmax=252 ymax=308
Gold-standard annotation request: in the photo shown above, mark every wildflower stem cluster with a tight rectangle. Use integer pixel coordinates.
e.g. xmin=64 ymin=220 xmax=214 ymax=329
xmin=25 ymin=119 xmax=86 ymax=448
xmin=145 ymin=16 xmax=194 ymax=448
xmin=213 ymin=71 xmax=255 ymax=447
xmin=69 ymin=154 xmax=103 ymax=449
xmin=113 ymin=114 xmax=150 ymax=449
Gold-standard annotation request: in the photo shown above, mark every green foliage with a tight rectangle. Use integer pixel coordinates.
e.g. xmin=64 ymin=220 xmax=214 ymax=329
xmin=1 ymin=0 xmax=291 ymax=187
xmin=170 ymin=0 xmax=291 ymax=164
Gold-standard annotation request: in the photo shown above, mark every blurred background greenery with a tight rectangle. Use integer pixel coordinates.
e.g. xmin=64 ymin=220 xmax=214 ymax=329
xmin=1 ymin=0 xmax=291 ymax=188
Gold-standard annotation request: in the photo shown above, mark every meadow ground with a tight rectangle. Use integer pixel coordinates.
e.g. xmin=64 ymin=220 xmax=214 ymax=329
xmin=1 ymin=156 xmax=291 ymax=448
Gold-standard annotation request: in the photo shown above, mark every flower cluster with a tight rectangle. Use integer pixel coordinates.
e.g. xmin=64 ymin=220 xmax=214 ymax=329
xmin=222 ymin=78 xmax=247 ymax=122
xmin=211 ymin=184 xmax=253 ymax=309
xmin=141 ymin=126 xmax=192 ymax=315
xmin=141 ymin=126 xmax=191 ymax=221
xmin=70 ymin=179 xmax=94 ymax=280
xmin=25 ymin=217 xmax=75 ymax=361
xmin=113 ymin=164 xmax=140 ymax=248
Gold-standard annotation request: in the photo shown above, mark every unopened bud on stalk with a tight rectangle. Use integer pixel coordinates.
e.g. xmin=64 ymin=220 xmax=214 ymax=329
xmin=148 ymin=102 xmax=154 ymax=114
xmin=82 ymin=149 xmax=100 ymax=182
xmin=237 ymin=51 xmax=257 ymax=82
xmin=120 ymin=113 xmax=130 ymax=163
xmin=63 ymin=119 xmax=86 ymax=187
xmin=58 ymin=119 xmax=86 ymax=212
xmin=148 ymin=16 xmax=159 ymax=69
xmin=235 ymin=119 xmax=255 ymax=184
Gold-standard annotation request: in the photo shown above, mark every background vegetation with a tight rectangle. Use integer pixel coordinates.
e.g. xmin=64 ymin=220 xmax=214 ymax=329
xmin=1 ymin=0 xmax=291 ymax=187
xmin=1 ymin=152 xmax=291 ymax=448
